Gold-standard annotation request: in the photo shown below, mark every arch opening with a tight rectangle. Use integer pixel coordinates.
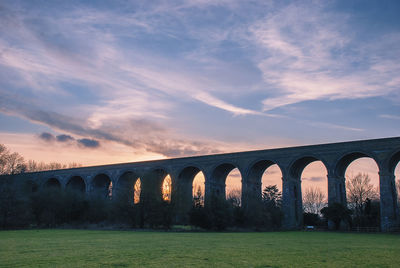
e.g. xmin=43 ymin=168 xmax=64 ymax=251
xmin=300 ymin=161 xmax=328 ymax=216
xmin=247 ymin=160 xmax=282 ymax=206
xmin=259 ymin=162 xmax=283 ymax=195
xmin=345 ymin=157 xmax=380 ymax=197
xmin=344 ymin=156 xmax=380 ymax=228
xmin=192 ymin=171 xmax=205 ymax=206
xmin=178 ymin=166 xmax=205 ymax=206
xmin=289 ymin=156 xmax=328 ymax=227
xmin=260 ymin=165 xmax=283 ymax=205
xmin=143 ymin=168 xmax=170 ymax=203
xmin=44 ymin=178 xmax=61 ymax=189
xmin=389 ymin=151 xmax=400 ymax=208
xmin=116 ymin=171 xmax=140 ymax=203
xmin=211 ymin=163 xmax=241 ymax=204
xmin=92 ymin=174 xmax=112 ymax=199
xmin=226 ymin=168 xmax=242 ymax=207
xmin=66 ymin=176 xmax=85 ymax=193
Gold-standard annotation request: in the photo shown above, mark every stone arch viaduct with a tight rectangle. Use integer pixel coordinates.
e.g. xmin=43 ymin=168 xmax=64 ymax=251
xmin=3 ymin=137 xmax=400 ymax=231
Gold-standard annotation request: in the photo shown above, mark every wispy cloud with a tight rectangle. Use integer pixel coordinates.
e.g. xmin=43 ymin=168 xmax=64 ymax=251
xmin=247 ymin=3 xmax=400 ymax=111
xmin=194 ymin=92 xmax=262 ymax=116
xmin=303 ymin=176 xmax=324 ymax=182
xmin=379 ymin=114 xmax=400 ymax=120
xmin=0 ymin=1 xmax=261 ymax=118
xmin=307 ymin=122 xmax=364 ymax=132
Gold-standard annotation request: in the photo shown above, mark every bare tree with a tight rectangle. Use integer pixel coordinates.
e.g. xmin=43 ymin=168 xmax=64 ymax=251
xmin=26 ymin=160 xmax=38 ymax=172
xmin=68 ymin=162 xmax=82 ymax=168
xmin=6 ymin=152 xmax=26 ymax=174
xmin=26 ymin=160 xmax=82 ymax=172
xmin=227 ymin=188 xmax=241 ymax=207
xmin=0 ymin=144 xmax=9 ymax=174
xmin=302 ymin=187 xmax=326 ymax=215
xmin=0 ymin=145 xmax=26 ymax=175
xmin=47 ymin=162 xmax=66 ymax=170
xmin=0 ymin=144 xmax=7 ymax=156
xmin=1 ymin=144 xmax=82 ymax=174
xmin=346 ymin=173 xmax=378 ymax=216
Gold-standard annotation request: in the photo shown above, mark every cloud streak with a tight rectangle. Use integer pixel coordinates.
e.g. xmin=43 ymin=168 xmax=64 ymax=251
xmin=302 ymin=177 xmax=325 ymax=182
xmin=38 ymin=132 xmax=100 ymax=149
xmin=248 ymin=3 xmax=400 ymax=111
xmin=380 ymin=114 xmax=400 ymax=120
xmin=77 ymin=138 xmax=100 ymax=148
xmin=56 ymin=134 xmax=74 ymax=142
xmin=39 ymin=132 xmax=54 ymax=142
xmin=0 ymin=90 xmax=225 ymax=157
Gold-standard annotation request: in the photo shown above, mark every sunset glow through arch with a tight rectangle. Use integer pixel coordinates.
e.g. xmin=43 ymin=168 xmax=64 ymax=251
xmin=134 ymin=179 xmax=141 ymax=204
xmin=162 ymin=175 xmax=172 ymax=202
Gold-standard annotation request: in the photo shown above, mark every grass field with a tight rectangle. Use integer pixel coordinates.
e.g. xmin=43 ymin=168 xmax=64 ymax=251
xmin=0 ymin=230 xmax=399 ymax=267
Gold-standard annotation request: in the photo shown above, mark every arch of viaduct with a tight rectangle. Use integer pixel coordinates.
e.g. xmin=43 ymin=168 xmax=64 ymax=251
xmin=3 ymin=137 xmax=400 ymax=231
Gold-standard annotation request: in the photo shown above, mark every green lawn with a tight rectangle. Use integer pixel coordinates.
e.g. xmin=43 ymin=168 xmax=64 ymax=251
xmin=0 ymin=230 xmax=399 ymax=267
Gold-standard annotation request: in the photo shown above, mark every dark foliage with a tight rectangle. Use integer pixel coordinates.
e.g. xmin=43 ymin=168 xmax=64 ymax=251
xmin=135 ymin=194 xmax=174 ymax=229
xmin=242 ymin=185 xmax=284 ymax=230
xmin=189 ymin=195 xmax=233 ymax=230
xmin=1 ymin=180 xmax=285 ymax=231
xmin=189 ymin=206 xmax=211 ymax=229
xmin=189 ymin=185 xmax=283 ymax=231
xmin=0 ymin=178 xmax=33 ymax=228
xmin=321 ymin=203 xmax=352 ymax=230
xmin=351 ymin=198 xmax=380 ymax=227
xmin=303 ymin=212 xmax=324 ymax=226
xmin=262 ymin=185 xmax=282 ymax=207
xmin=0 ymin=183 xmax=175 ymax=230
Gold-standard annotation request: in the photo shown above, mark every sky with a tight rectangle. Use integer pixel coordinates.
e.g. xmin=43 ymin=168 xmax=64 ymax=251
xmin=0 ymin=0 xmax=399 ymax=195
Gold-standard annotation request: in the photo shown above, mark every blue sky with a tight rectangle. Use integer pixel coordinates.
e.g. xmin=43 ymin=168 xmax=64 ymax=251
xmin=0 ymin=0 xmax=399 ymax=181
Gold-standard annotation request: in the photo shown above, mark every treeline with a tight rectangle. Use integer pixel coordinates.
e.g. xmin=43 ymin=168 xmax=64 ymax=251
xmin=0 ymin=182 xmax=173 ymax=230
xmin=0 ymin=175 xmax=387 ymax=231
xmin=26 ymin=160 xmax=82 ymax=172
xmin=0 ymin=180 xmax=283 ymax=231
xmin=0 ymin=144 xmax=81 ymax=175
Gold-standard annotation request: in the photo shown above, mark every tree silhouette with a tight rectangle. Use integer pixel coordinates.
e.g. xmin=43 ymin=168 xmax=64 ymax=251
xmin=346 ymin=173 xmax=378 ymax=218
xmin=302 ymin=187 xmax=326 ymax=215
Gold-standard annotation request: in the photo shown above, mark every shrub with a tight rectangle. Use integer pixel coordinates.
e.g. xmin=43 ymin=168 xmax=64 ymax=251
xmin=321 ymin=203 xmax=352 ymax=230
xmin=189 ymin=195 xmax=233 ymax=230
